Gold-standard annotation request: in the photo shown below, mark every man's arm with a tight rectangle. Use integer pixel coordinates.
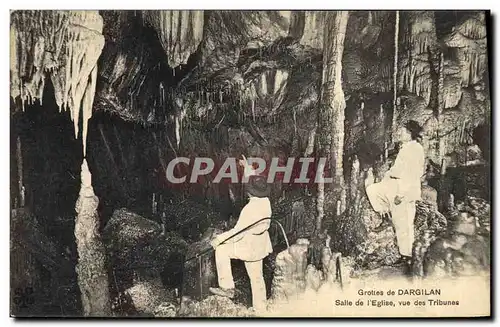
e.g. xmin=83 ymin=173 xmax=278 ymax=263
xmin=387 ymin=145 xmax=407 ymax=179
xmin=393 ymin=143 xmax=425 ymax=197
xmin=216 ymin=205 xmax=253 ymax=244
xmin=239 ymin=154 xmax=257 ymax=178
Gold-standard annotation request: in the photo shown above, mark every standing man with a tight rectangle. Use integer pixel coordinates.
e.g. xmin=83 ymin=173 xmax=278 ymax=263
xmin=365 ymin=120 xmax=425 ymax=267
xmin=209 ymin=156 xmax=272 ymax=312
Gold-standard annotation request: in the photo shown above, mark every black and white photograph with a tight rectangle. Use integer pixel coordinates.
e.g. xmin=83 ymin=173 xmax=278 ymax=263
xmin=9 ymin=9 xmax=491 ymax=318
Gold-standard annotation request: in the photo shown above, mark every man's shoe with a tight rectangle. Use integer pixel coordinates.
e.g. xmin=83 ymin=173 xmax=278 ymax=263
xmin=209 ymin=287 xmax=235 ymax=299
xmin=372 ymin=214 xmax=392 ymax=232
xmin=402 ymin=256 xmax=413 ymax=276
xmin=372 ymin=222 xmax=391 ymax=233
xmin=248 ymin=306 xmax=267 ymax=316
xmin=393 ymin=255 xmax=411 ymax=266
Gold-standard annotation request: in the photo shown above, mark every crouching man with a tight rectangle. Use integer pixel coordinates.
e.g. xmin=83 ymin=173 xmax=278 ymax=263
xmin=209 ymin=174 xmax=272 ymax=312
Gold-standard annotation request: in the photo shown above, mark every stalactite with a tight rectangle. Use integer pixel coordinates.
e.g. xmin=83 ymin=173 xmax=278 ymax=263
xmin=398 ymin=11 xmax=437 ymax=108
xmin=444 ymin=13 xmax=487 ymax=88
xmin=251 ymin=98 xmax=255 ymax=121
xmin=10 ymin=11 xmax=104 ymax=150
xmin=437 ymin=51 xmax=445 ymax=160
xmin=142 ymin=10 xmax=204 ymax=68
xmin=11 ymin=11 xmax=108 ymax=316
xmin=391 ymin=11 xmax=399 ymax=137
xmin=175 ymin=115 xmax=181 ymax=149
xmin=304 ymin=125 xmax=316 ymax=157
xmin=82 ymin=65 xmax=97 ymax=156
xmin=16 ymin=136 xmax=25 ymax=208
xmin=316 ymin=163 xmax=325 ymax=232
xmin=293 ymin=108 xmax=297 ymax=136
xmin=298 ymin=11 xmax=325 ymax=49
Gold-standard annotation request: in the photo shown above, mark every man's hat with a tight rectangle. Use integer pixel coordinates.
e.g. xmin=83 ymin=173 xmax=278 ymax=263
xmin=404 ymin=120 xmax=423 ymax=136
xmin=246 ymin=176 xmax=271 ymax=198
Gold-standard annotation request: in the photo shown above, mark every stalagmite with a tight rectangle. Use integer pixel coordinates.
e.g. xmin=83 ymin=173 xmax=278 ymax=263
xmin=316 ymin=11 xmax=349 ymax=231
xmin=75 ymin=159 xmax=111 ymax=316
xmin=316 ymin=165 xmax=325 ymax=232
xmin=10 ymin=11 xmax=108 ymax=315
xmin=260 ymin=73 xmax=268 ymax=96
xmin=271 ymin=239 xmax=309 ymax=300
xmin=350 ymin=155 xmax=360 ymax=202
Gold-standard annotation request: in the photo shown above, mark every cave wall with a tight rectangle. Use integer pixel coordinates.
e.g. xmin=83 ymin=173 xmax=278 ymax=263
xmin=395 ymin=11 xmax=490 ymax=164
xmin=10 ymin=10 xmax=491 ymax=259
xmin=11 ymin=10 xmax=490 ymax=168
xmin=10 ymin=10 xmax=490 ymax=228
xmin=87 ymin=11 xmax=489 ymax=156
xmin=10 ymin=10 xmax=105 ymax=155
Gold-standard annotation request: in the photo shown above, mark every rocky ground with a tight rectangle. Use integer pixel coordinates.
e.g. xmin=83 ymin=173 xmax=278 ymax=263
xmin=150 ymin=192 xmax=489 ymax=317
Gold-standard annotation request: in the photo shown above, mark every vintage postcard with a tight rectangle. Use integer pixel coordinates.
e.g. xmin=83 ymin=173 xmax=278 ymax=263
xmin=10 ymin=10 xmax=491 ymax=318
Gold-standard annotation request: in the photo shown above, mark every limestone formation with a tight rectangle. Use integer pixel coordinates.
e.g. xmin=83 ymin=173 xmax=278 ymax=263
xmin=75 ymin=160 xmax=110 ymax=316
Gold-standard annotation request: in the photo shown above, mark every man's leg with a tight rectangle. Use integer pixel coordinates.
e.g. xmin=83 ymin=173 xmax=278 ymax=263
xmin=244 ymin=260 xmax=266 ymax=311
xmin=366 ymin=180 xmax=393 ymax=231
xmin=391 ymin=200 xmax=416 ymax=257
xmin=366 ymin=180 xmax=392 ymax=214
xmin=210 ymin=243 xmax=236 ymax=298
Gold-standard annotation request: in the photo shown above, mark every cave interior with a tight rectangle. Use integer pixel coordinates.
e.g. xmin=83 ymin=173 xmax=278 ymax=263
xmin=10 ymin=10 xmax=491 ymax=317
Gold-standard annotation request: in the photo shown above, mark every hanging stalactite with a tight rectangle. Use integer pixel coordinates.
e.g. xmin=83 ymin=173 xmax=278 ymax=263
xmin=10 ymin=10 xmax=109 ymax=316
xmin=16 ymin=136 xmax=25 ymax=208
xmin=10 ymin=11 xmax=104 ymax=155
xmin=397 ymin=11 xmax=437 ymax=109
xmin=391 ymin=10 xmax=399 ymax=139
xmin=437 ymin=51 xmax=446 ymax=160
xmin=142 ymin=10 xmax=204 ymax=69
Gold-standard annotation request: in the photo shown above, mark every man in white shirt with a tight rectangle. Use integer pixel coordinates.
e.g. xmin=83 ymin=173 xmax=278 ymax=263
xmin=365 ymin=120 xmax=425 ymax=264
xmin=208 ymin=163 xmax=272 ymax=311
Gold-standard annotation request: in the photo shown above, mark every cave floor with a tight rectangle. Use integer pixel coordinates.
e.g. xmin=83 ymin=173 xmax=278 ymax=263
xmin=358 ymin=264 xmax=409 ymax=281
